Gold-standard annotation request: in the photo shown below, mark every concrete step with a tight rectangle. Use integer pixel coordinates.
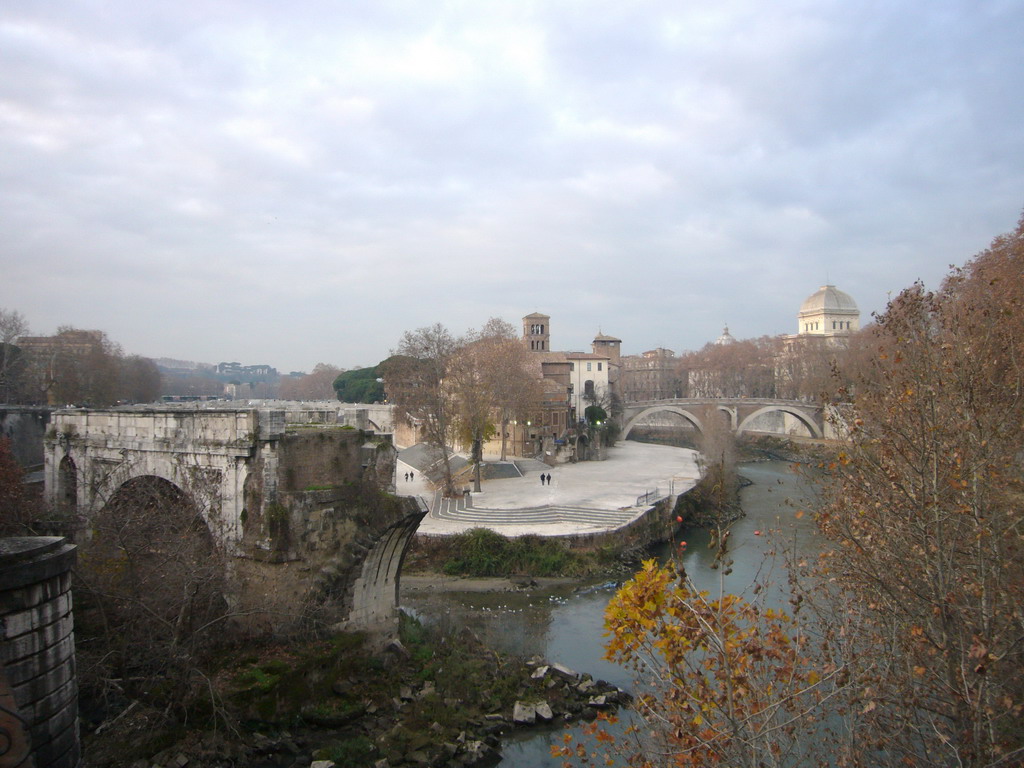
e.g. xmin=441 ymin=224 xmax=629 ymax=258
xmin=431 ymin=505 xmax=640 ymax=527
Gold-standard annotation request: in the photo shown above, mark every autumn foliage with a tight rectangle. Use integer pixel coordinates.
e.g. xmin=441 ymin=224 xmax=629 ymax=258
xmin=812 ymin=214 xmax=1024 ymax=766
xmin=559 ymin=214 xmax=1024 ymax=768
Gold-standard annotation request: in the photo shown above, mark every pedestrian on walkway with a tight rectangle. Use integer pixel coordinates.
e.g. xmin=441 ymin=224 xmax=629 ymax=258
xmin=540 ymin=473 xmax=545 ymax=485
xmin=410 ymin=471 xmax=415 ymax=481
xmin=404 ymin=472 xmax=409 ymax=482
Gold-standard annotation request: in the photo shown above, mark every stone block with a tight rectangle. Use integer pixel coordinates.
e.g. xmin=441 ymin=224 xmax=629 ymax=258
xmin=2 ymin=592 xmax=72 ymax=639
xmin=1 ymin=616 xmax=73 ymax=666
xmin=14 ymin=659 xmax=76 ymax=712
xmin=4 ymin=634 xmax=75 ymax=683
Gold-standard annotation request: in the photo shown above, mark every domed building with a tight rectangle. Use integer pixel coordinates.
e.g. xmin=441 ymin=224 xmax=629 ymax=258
xmin=714 ymin=325 xmax=736 ymax=345
xmin=797 ymin=284 xmax=859 ymax=337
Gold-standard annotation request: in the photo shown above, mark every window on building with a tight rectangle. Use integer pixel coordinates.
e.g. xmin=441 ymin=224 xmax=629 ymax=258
xmin=569 ymin=363 xmax=574 ymax=371
xmin=587 ymin=362 xmax=592 ymax=372
xmin=598 ymin=362 xmax=603 ymax=371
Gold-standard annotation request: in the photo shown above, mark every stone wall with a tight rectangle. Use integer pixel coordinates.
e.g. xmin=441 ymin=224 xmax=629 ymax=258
xmin=415 ymin=493 xmax=681 ymax=554
xmin=0 ymin=537 xmax=79 ymax=768
xmin=277 ymin=428 xmax=365 ymax=492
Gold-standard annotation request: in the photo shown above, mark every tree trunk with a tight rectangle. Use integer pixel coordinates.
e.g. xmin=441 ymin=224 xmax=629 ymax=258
xmin=473 ymin=437 xmax=482 ymax=493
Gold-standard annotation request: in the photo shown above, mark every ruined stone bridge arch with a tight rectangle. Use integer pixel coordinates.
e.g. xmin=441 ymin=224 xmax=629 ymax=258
xmin=44 ymin=406 xmax=424 ymax=633
xmin=45 ymin=408 xmax=259 ymax=546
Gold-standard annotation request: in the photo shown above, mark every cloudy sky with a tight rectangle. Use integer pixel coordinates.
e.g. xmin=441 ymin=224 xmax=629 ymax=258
xmin=2 ymin=1 xmax=1022 ymax=372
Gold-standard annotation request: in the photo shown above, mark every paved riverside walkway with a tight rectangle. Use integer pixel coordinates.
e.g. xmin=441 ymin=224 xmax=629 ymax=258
xmin=397 ymin=441 xmax=702 ymax=537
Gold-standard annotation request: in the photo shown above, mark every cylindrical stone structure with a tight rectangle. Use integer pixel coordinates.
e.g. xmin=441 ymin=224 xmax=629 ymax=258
xmin=0 ymin=537 xmax=80 ymax=768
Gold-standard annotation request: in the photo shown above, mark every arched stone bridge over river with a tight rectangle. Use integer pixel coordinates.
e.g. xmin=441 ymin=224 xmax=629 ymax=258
xmin=622 ymin=397 xmax=830 ymax=440
xmin=44 ymin=406 xmax=423 ymax=634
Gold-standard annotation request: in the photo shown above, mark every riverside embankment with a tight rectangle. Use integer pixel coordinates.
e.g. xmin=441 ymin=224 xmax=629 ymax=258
xmin=400 ymin=456 xmax=821 ymax=766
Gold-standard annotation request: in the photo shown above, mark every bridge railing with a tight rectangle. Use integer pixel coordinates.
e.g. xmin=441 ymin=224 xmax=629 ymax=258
xmin=636 ymin=488 xmax=661 ymax=506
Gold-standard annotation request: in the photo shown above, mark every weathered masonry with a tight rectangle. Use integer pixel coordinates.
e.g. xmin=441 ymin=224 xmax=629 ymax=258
xmin=0 ymin=537 xmax=80 ymax=768
xmin=43 ymin=407 xmax=425 ymax=633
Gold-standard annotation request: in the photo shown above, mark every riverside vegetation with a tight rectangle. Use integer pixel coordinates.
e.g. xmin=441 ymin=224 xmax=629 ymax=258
xmin=82 ymin=612 xmax=630 ymax=768
xmin=405 ymin=527 xmax=633 ymax=579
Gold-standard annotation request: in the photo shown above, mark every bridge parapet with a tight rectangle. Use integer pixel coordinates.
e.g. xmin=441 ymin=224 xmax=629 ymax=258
xmin=50 ymin=408 xmax=274 ymax=457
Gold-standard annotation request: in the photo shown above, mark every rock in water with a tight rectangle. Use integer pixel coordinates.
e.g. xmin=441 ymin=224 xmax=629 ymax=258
xmin=512 ymin=701 xmax=537 ymax=724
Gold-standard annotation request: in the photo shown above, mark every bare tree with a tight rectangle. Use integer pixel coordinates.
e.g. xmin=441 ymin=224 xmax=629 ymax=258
xmin=447 ymin=342 xmax=495 ymax=492
xmin=278 ymin=363 xmax=344 ymax=400
xmin=382 ymin=324 xmax=462 ymax=497
xmin=75 ymin=472 xmax=231 ymax=726
xmin=120 ymin=354 xmax=162 ymax=403
xmin=0 ymin=307 xmax=29 ymax=403
xmin=474 ymin=318 xmax=543 ymax=462
xmin=0 ymin=437 xmax=34 ymax=535
xmin=681 ymin=338 xmax=776 ymax=399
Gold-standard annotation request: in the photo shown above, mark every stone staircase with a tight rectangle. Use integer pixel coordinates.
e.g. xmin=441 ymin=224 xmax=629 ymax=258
xmin=428 ymin=490 xmax=640 ymax=529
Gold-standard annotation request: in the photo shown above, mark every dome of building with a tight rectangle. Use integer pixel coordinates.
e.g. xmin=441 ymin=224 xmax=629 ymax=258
xmin=796 ymin=284 xmax=860 ymax=336
xmin=799 ymin=285 xmax=858 ymax=316
xmin=714 ymin=325 xmax=736 ymax=345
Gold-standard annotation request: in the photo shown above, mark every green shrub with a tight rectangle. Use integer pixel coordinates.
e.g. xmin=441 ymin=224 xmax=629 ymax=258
xmin=440 ymin=527 xmax=597 ymax=577
xmin=320 ymin=736 xmax=376 ymax=767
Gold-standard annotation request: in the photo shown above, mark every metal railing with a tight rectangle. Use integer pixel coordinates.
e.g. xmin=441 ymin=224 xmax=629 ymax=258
xmin=636 ymin=488 xmax=661 ymax=506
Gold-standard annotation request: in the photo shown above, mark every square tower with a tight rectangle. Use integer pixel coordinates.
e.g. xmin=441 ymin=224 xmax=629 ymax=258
xmin=522 ymin=312 xmax=551 ymax=351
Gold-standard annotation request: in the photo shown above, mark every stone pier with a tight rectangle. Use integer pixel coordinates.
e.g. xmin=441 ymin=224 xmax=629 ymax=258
xmin=0 ymin=537 xmax=80 ymax=768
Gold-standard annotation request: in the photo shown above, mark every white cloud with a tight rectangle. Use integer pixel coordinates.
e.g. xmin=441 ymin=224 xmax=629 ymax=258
xmin=0 ymin=0 xmax=1021 ymax=370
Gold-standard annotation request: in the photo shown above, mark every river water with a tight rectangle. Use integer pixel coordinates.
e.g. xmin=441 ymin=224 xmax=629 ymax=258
xmin=399 ymin=456 xmax=821 ymax=766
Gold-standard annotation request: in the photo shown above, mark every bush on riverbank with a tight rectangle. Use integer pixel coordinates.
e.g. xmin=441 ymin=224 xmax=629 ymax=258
xmin=410 ymin=527 xmax=622 ymax=578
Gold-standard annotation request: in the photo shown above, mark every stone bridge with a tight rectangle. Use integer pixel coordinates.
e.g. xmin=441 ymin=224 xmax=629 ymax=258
xmin=621 ymin=398 xmax=829 ymax=440
xmin=43 ymin=406 xmax=424 ymax=633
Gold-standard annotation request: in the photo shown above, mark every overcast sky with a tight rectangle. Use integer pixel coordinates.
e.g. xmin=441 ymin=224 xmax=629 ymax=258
xmin=2 ymin=1 xmax=1022 ymax=372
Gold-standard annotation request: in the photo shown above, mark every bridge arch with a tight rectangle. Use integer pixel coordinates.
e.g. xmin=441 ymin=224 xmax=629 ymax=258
xmin=736 ymin=405 xmax=822 ymax=439
xmin=623 ymin=406 xmax=704 ymax=440
xmin=88 ymin=473 xmax=228 ymax=634
xmin=343 ymin=512 xmax=425 ymax=630
xmin=57 ymin=455 xmax=78 ymax=513
xmin=101 ymin=474 xmax=196 ymax=519
xmin=75 ymin=450 xmax=233 ymax=541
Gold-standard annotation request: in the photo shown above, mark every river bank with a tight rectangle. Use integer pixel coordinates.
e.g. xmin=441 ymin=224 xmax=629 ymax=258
xmin=81 ymin=611 xmax=632 ymax=768
xmin=402 ymin=574 xmax=584 ymax=593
